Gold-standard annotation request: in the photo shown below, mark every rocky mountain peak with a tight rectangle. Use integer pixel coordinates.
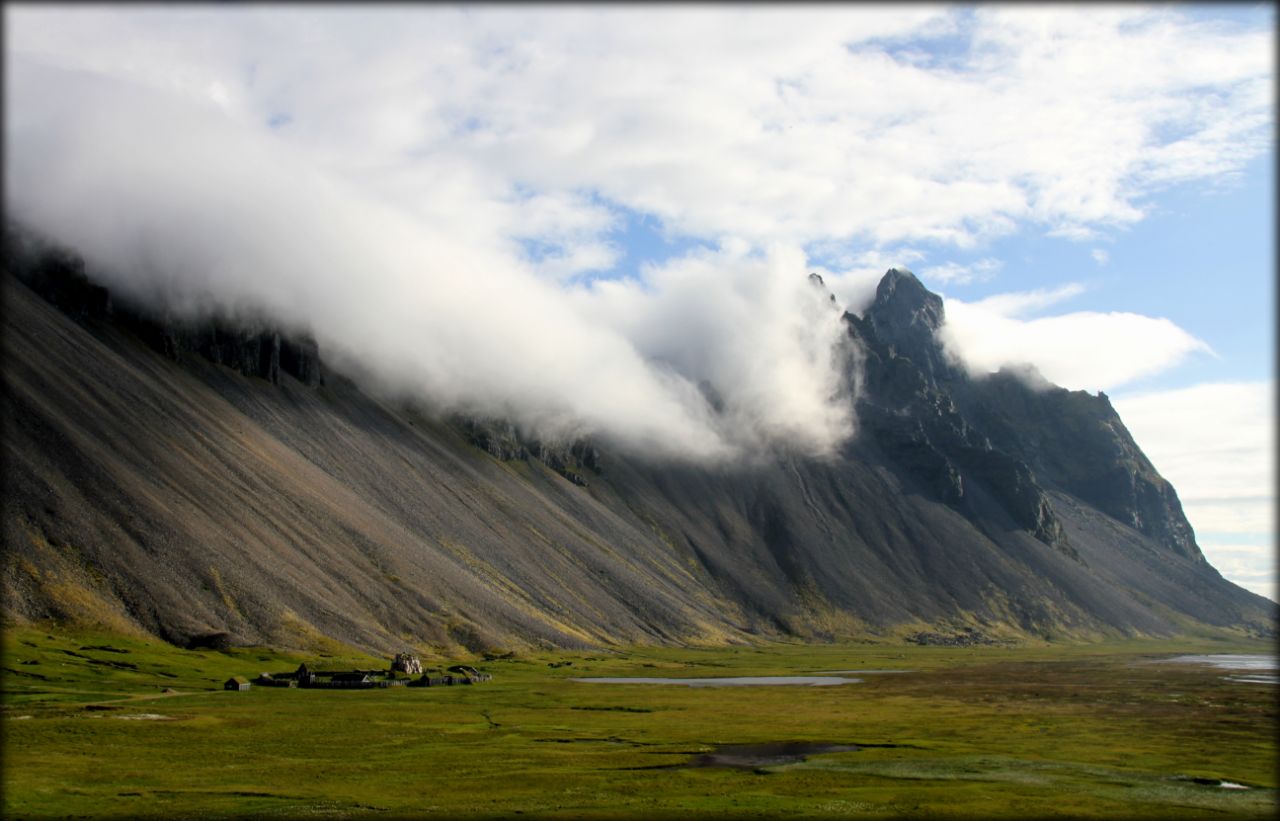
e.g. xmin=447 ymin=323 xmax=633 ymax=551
xmin=846 ymin=269 xmax=956 ymax=390
xmin=808 ymin=271 xmax=841 ymax=310
xmin=867 ymin=268 xmax=945 ymax=339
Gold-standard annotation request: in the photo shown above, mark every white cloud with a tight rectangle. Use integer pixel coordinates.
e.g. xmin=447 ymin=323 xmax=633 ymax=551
xmin=1091 ymin=248 xmax=1109 ymax=266
xmin=962 ymin=283 xmax=1088 ymax=317
xmin=920 ymin=258 xmax=1003 ymax=286
xmin=1048 ymin=225 xmax=1101 ymax=242
xmin=5 ymin=59 xmax=860 ymax=462
xmin=5 ymin=5 xmax=1272 ymax=253
xmin=573 ymin=244 xmax=855 ymax=457
xmin=1111 ymin=382 xmax=1274 ymax=525
xmin=3 ymin=6 xmax=1272 ymax=464
xmin=939 ymin=284 xmax=1210 ymax=391
xmin=1199 ymin=543 xmax=1276 ymax=602
xmin=1112 ymin=382 xmax=1275 ymax=602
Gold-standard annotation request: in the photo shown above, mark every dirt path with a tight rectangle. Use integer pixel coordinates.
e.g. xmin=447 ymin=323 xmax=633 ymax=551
xmin=5 ymin=686 xmax=223 ymax=715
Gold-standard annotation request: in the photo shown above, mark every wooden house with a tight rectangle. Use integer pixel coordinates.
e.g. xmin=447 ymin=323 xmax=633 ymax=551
xmin=224 ymin=676 xmax=250 ymax=691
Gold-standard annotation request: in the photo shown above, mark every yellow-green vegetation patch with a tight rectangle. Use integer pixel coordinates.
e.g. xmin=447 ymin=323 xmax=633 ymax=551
xmin=3 ymin=626 xmax=1275 ymax=819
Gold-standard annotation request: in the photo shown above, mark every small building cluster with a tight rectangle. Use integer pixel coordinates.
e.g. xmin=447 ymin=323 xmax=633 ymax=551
xmin=223 ymin=653 xmax=492 ymax=691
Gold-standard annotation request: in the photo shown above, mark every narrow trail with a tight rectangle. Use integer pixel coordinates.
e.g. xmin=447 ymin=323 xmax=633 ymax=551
xmin=87 ymin=689 xmax=220 ymax=705
xmin=4 ymin=686 xmax=223 ymax=715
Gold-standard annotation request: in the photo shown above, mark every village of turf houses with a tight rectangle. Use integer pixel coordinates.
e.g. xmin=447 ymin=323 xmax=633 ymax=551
xmin=223 ymin=653 xmax=492 ymax=691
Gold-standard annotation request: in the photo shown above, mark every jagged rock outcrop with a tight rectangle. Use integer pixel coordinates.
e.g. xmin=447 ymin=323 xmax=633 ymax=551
xmin=839 ymin=268 xmax=1200 ymax=562
xmin=843 ymin=269 xmax=1068 ymax=552
xmin=110 ymin=304 xmax=326 ymax=388
xmin=6 ymin=243 xmax=113 ymax=321
xmin=962 ymin=370 xmax=1201 ymax=561
xmin=4 ymin=221 xmax=324 ymax=389
xmin=461 ymin=417 xmax=601 ymax=486
xmin=280 ymin=335 xmax=324 ymax=387
xmin=857 ymin=268 xmax=951 ymax=383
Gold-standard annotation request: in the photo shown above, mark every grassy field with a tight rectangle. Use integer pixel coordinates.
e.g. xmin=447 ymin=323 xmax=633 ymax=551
xmin=2 ymin=624 xmax=1275 ymax=819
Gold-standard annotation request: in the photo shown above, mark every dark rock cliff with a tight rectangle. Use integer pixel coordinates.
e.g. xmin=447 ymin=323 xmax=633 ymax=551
xmin=841 ymin=269 xmax=1202 ymax=565
xmin=4 ymin=223 xmax=325 ymax=388
xmin=460 ymin=417 xmax=600 ymax=487
xmin=115 ymin=310 xmax=325 ymax=389
xmin=960 ymin=372 xmax=1202 ymax=561
xmin=844 ymin=269 xmax=1068 ymax=552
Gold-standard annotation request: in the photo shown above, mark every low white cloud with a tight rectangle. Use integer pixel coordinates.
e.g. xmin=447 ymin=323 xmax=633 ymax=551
xmin=939 ymin=286 xmax=1210 ymax=391
xmin=4 ymin=58 xmax=853 ymax=462
xmin=1112 ymin=382 xmax=1275 ymax=601
xmin=1091 ymin=248 xmax=1109 ymax=266
xmin=574 ymin=244 xmax=855 ymax=457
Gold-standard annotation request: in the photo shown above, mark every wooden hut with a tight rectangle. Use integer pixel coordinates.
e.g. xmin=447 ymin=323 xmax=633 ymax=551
xmin=408 ymin=674 xmax=446 ymax=687
xmin=224 ymin=676 xmax=250 ymax=691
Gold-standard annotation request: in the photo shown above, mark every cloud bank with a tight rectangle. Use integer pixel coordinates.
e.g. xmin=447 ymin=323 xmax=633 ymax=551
xmin=4 ymin=6 xmax=1271 ymax=461
xmin=6 ymin=58 xmax=855 ymax=461
xmin=938 ymin=285 xmax=1212 ymax=392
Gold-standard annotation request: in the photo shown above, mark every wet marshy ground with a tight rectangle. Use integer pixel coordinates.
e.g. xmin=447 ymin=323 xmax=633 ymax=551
xmin=686 ymin=741 xmax=863 ymax=769
xmin=619 ymin=740 xmax=917 ymax=772
xmin=684 ymin=740 xmax=920 ymax=770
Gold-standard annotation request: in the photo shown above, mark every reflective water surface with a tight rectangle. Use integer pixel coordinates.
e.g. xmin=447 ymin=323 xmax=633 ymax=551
xmin=1157 ymin=654 xmax=1276 ymax=670
xmin=570 ymin=675 xmax=861 ymax=687
xmin=1151 ymin=654 xmax=1277 ymax=685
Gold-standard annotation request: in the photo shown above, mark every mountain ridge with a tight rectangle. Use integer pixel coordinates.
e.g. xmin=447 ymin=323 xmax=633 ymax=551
xmin=3 ymin=232 xmax=1273 ymax=653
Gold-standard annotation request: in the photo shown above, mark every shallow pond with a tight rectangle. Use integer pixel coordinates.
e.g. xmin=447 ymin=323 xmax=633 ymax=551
xmin=1150 ymin=654 xmax=1277 ymax=685
xmin=570 ymin=675 xmax=860 ymax=687
xmin=1172 ymin=775 xmax=1253 ymax=790
xmin=1157 ymin=654 xmax=1277 ymax=670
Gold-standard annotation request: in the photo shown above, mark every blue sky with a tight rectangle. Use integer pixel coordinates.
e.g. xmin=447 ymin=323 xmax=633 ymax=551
xmin=916 ymin=149 xmax=1272 ymax=393
xmin=5 ymin=4 xmax=1275 ymax=598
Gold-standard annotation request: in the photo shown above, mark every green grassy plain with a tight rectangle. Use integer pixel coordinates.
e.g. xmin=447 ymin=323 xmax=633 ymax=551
xmin=2 ymin=625 xmax=1275 ymax=819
